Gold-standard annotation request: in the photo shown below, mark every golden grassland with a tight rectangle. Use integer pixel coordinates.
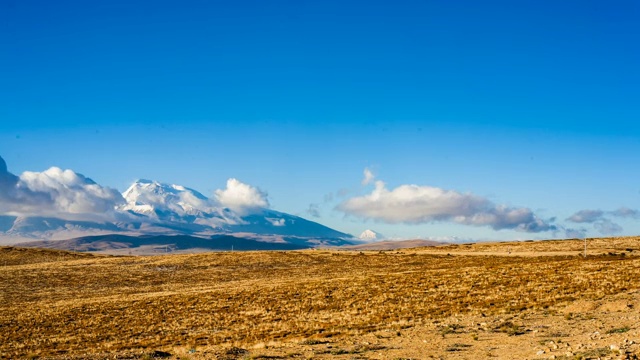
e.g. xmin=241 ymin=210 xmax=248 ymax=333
xmin=1 ymin=237 xmax=640 ymax=359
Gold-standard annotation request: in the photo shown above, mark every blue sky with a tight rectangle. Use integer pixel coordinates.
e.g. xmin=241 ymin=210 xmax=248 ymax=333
xmin=1 ymin=0 xmax=639 ymax=240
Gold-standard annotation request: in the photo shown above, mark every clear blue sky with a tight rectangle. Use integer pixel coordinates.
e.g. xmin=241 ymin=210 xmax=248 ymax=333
xmin=1 ymin=0 xmax=639 ymax=240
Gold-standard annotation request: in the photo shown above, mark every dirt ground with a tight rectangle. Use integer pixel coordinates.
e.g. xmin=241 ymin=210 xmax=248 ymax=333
xmin=1 ymin=237 xmax=640 ymax=359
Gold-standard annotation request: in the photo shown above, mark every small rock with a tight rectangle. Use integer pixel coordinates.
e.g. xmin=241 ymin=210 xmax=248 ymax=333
xmin=565 ymin=352 xmax=574 ymax=357
xmin=536 ymin=350 xmax=545 ymax=355
xmin=610 ymin=344 xmax=620 ymax=351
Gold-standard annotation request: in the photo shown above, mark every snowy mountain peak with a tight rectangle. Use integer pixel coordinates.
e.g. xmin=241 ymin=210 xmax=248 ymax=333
xmin=120 ymin=179 xmax=224 ymax=222
xmin=123 ymin=179 xmax=208 ymax=203
xmin=359 ymin=229 xmax=384 ymax=241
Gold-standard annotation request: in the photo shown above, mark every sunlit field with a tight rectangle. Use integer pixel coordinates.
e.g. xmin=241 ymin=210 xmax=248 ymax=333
xmin=2 ymin=238 xmax=640 ymax=359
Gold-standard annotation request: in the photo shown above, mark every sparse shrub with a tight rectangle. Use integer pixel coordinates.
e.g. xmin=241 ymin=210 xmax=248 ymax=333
xmin=329 ymin=348 xmax=349 ymax=355
xmin=300 ymin=339 xmax=327 ymax=345
xmin=493 ymin=321 xmax=525 ymax=336
xmin=446 ymin=343 xmax=472 ymax=352
xmin=574 ymin=347 xmax=614 ymax=358
xmin=606 ymin=326 xmax=630 ymax=334
xmin=439 ymin=324 xmax=465 ymax=337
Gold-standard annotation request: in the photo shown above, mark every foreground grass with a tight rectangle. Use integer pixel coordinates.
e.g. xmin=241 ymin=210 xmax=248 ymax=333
xmin=1 ymin=239 xmax=639 ymax=358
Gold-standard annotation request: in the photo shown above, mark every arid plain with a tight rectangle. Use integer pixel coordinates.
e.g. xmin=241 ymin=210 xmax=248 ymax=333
xmin=2 ymin=237 xmax=640 ymax=359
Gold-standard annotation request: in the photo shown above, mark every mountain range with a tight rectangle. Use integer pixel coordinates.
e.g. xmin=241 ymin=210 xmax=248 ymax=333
xmin=0 ymin=178 xmax=355 ymax=250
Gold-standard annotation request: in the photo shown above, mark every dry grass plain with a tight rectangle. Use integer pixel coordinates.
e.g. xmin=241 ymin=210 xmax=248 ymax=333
xmin=2 ymin=237 xmax=640 ymax=359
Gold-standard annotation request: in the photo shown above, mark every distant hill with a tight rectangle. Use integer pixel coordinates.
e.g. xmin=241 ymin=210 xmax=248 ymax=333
xmin=16 ymin=234 xmax=310 ymax=254
xmin=341 ymin=239 xmax=447 ymax=251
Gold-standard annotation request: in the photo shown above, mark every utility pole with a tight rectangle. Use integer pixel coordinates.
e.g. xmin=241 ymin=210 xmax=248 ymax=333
xmin=584 ymin=237 xmax=587 ymax=258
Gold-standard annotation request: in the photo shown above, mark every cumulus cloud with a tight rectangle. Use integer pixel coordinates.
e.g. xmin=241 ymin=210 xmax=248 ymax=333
xmin=20 ymin=167 xmax=124 ymax=214
xmin=568 ymin=207 xmax=640 ymax=223
xmin=338 ymin=177 xmax=555 ymax=233
xmin=566 ymin=209 xmax=604 ymax=223
xmin=214 ymin=178 xmax=269 ymax=215
xmin=0 ymin=157 xmax=44 ymax=211
xmin=611 ymin=207 xmax=639 ymax=219
xmin=362 ymin=168 xmax=375 ymax=185
xmin=594 ymin=219 xmax=623 ymax=235
xmin=566 ymin=207 xmax=639 ymax=235
xmin=0 ymin=156 xmax=124 ymax=218
xmin=0 ymin=154 xmax=124 ymax=218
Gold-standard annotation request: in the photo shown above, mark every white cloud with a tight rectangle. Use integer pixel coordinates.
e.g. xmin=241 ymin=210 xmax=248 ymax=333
xmin=362 ymin=168 xmax=375 ymax=185
xmin=19 ymin=167 xmax=124 ymax=214
xmin=566 ymin=207 xmax=638 ymax=235
xmin=557 ymin=226 xmax=587 ymax=239
xmin=0 ymin=156 xmax=124 ymax=218
xmin=611 ymin=207 xmax=639 ymax=219
xmin=594 ymin=219 xmax=623 ymax=235
xmin=338 ymin=178 xmax=554 ymax=233
xmin=566 ymin=209 xmax=604 ymax=223
xmin=214 ymin=178 xmax=269 ymax=215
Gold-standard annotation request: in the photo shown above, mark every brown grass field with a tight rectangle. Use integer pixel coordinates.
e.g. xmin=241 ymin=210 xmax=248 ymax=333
xmin=2 ymin=237 xmax=640 ymax=359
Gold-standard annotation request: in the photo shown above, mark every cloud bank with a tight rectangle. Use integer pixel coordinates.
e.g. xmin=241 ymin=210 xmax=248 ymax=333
xmin=338 ymin=178 xmax=555 ymax=233
xmin=214 ymin=178 xmax=269 ymax=215
xmin=566 ymin=207 xmax=638 ymax=235
xmin=1 ymin=156 xmax=272 ymax=221
xmin=567 ymin=209 xmax=604 ymax=223
xmin=0 ymin=156 xmax=124 ymax=219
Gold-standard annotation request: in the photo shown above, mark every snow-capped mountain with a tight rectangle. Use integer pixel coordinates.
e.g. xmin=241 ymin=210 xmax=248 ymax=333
xmin=119 ymin=179 xmax=242 ymax=227
xmin=359 ymin=229 xmax=384 ymax=241
xmin=0 ymin=155 xmax=354 ymax=248
xmin=1 ymin=178 xmax=353 ymax=247
xmin=119 ymin=179 xmax=349 ymax=239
